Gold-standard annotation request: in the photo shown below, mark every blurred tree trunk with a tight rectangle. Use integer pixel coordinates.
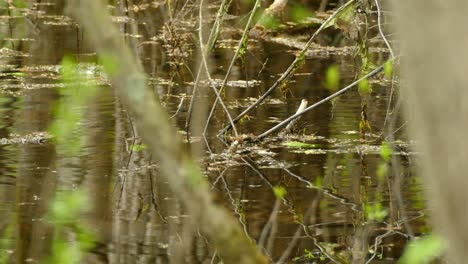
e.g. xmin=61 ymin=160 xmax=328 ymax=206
xmin=65 ymin=1 xmax=268 ymax=263
xmin=392 ymin=1 xmax=468 ymax=263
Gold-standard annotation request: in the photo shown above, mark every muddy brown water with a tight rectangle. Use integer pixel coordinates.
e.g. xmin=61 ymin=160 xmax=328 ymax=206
xmin=0 ymin=1 xmax=427 ymax=263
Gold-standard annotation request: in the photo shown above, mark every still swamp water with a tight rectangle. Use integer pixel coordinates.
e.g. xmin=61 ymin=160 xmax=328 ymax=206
xmin=0 ymin=1 xmax=428 ymax=263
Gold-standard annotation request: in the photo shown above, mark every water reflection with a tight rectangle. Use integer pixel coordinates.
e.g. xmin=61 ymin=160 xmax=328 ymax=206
xmin=0 ymin=1 xmax=426 ymax=263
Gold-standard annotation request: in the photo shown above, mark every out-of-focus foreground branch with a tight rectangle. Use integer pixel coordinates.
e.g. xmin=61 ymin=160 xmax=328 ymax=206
xmin=393 ymin=0 xmax=468 ymax=263
xmin=65 ymin=1 xmax=268 ymax=263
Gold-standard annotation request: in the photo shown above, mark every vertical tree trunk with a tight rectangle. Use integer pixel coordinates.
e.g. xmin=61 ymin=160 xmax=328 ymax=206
xmin=392 ymin=1 xmax=468 ymax=263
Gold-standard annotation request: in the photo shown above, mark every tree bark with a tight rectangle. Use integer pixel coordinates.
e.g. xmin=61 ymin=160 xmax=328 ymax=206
xmin=392 ymin=1 xmax=468 ymax=263
xmin=65 ymin=1 xmax=268 ymax=263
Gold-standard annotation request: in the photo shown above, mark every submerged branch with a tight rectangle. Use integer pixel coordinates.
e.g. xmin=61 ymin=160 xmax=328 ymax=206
xmin=257 ymin=64 xmax=384 ymax=140
xmin=279 ymin=99 xmax=308 ymax=136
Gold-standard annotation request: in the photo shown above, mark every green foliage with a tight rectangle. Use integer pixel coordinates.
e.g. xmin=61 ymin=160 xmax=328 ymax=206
xmin=0 ymin=224 xmax=13 ymax=264
xmin=12 ymin=72 xmax=25 ymax=77
xmin=241 ymin=0 xmax=255 ymax=5
xmin=359 ymin=118 xmax=371 ymax=134
xmin=376 ymin=142 xmax=391 ymax=180
xmin=304 ymin=248 xmax=315 ymax=259
xmin=282 ymin=141 xmax=316 ymax=149
xmin=237 ymin=34 xmax=249 ymax=60
xmin=48 ymin=56 xmax=99 ymax=155
xmin=132 ymin=144 xmax=147 ymax=152
xmin=45 ymin=58 xmax=101 ymax=262
xmin=312 ymin=175 xmax=323 ymax=188
xmin=207 ymin=0 xmax=232 ymax=51
xmin=294 ymin=52 xmax=306 ymax=69
xmin=376 ymin=163 xmax=388 ymax=181
xmin=47 ymin=189 xmax=96 ymax=264
xmin=0 ymin=0 xmax=27 ymax=9
xmin=186 ymin=160 xmax=204 ymax=187
xmin=324 ymin=65 xmax=340 ymax=91
xmin=49 ymin=189 xmax=90 ymax=224
xmin=364 ymin=202 xmax=387 ymax=222
xmin=399 ymin=235 xmax=446 ymax=264
xmin=380 ymin=142 xmax=392 ymax=161
xmin=13 ymin=0 xmax=27 ymax=8
xmin=273 ymin=186 xmax=286 ymax=199
xmin=384 ymin=59 xmax=394 ymax=79
xmin=98 ymin=53 xmax=120 ymax=76
xmin=236 ymin=0 xmax=263 ymax=61
xmin=358 ymin=76 xmax=370 ymax=94
xmin=326 ymin=1 xmax=356 ymax=29
xmin=290 ymin=4 xmax=315 ymax=24
xmin=238 ymin=114 xmax=251 ymax=125
xmin=257 ymin=13 xmax=281 ymax=30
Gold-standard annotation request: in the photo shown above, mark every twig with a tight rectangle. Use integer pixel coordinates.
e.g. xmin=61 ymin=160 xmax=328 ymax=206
xmin=169 ymin=95 xmax=185 ymax=120
xmin=199 ymin=0 xmax=239 ymax=137
xmin=282 ymin=166 xmax=361 ymax=211
xmin=185 ymin=0 xmax=232 ymax=133
xmin=265 ymin=202 xmax=279 ymax=255
xmin=218 ymin=0 xmax=357 ymax=137
xmin=382 ymin=59 xmax=397 ymax=131
xmin=204 ymin=0 xmax=263 ymax=136
xmin=279 ymin=99 xmax=308 ymax=135
xmin=256 ymin=58 xmax=269 ymax=80
xmin=185 ymin=65 xmax=202 ymax=133
xmin=365 ymin=229 xmax=393 ymax=264
xmin=221 ymin=176 xmax=253 ymax=242
xmin=374 ymin=0 xmax=394 ymax=59
xmin=257 ymin=64 xmax=384 ymax=140
xmin=258 ymin=200 xmax=281 ymax=250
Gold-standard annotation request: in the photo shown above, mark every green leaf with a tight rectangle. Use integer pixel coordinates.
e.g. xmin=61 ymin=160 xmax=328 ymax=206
xmin=384 ymin=59 xmax=393 ymax=78
xmin=324 ymin=65 xmax=340 ymax=91
xmin=376 ymin=163 xmax=388 ymax=181
xmin=312 ymin=176 xmax=323 ymax=188
xmin=99 ymin=53 xmax=120 ymax=76
xmin=186 ymin=160 xmax=204 ymax=187
xmin=380 ymin=142 xmax=392 ymax=161
xmin=273 ymin=186 xmax=287 ymax=199
xmin=399 ymin=235 xmax=446 ymax=264
xmin=49 ymin=56 xmax=99 ymax=155
xmin=358 ymin=77 xmax=370 ymax=94
xmin=132 ymin=144 xmax=147 ymax=152
xmin=257 ymin=13 xmax=281 ymax=30
xmin=364 ymin=202 xmax=387 ymax=222
xmin=13 ymin=0 xmax=27 ymax=8
xmin=49 ymin=189 xmax=90 ymax=224
xmin=291 ymin=4 xmax=315 ymax=24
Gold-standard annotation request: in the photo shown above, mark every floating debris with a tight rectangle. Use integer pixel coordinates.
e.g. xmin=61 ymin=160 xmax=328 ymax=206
xmin=0 ymin=132 xmax=52 ymax=145
xmin=0 ymin=48 xmax=29 ymax=57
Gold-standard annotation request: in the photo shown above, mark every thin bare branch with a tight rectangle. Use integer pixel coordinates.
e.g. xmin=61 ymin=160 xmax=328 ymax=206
xmin=219 ymin=0 xmax=357 ymax=137
xmin=257 ymin=64 xmax=384 ymax=140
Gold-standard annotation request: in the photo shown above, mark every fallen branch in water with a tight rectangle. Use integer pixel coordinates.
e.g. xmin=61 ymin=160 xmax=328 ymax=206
xmin=278 ymin=99 xmax=308 ymax=136
xmin=257 ymin=64 xmax=384 ymax=140
xmin=218 ymin=0 xmax=357 ymax=137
